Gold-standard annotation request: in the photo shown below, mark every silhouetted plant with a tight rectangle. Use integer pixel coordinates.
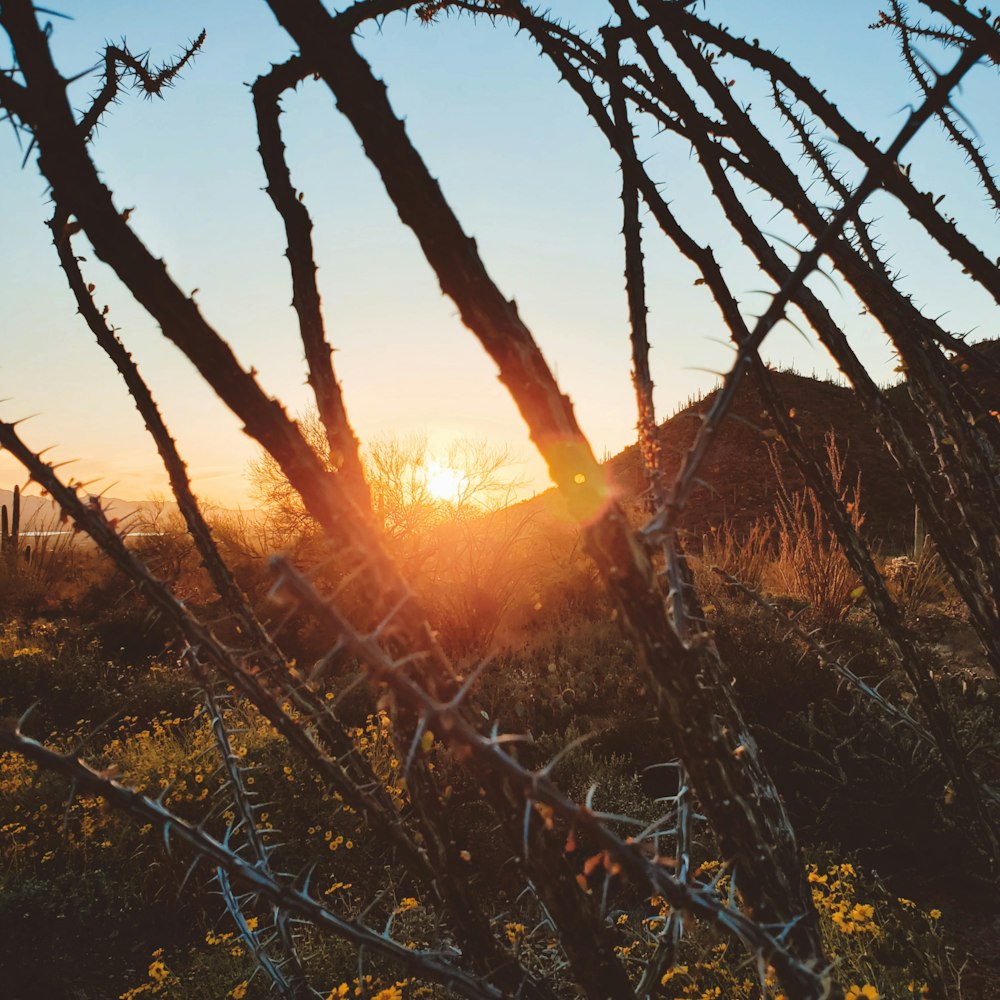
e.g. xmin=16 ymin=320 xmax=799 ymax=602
xmin=772 ymin=434 xmax=863 ymax=622
xmin=2 ymin=2 xmax=999 ymax=999
xmin=699 ymin=518 xmax=775 ymax=605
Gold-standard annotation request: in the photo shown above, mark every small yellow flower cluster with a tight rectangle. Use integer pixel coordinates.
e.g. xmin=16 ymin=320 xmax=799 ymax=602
xmin=347 ymin=712 xmax=411 ymax=810
xmin=832 ymin=902 xmax=877 ymax=935
xmin=808 ymin=864 xmax=879 ymax=935
xmin=660 ymin=964 xmax=689 ymax=986
xmin=119 ymin=950 xmax=177 ymax=999
xmin=630 ymin=858 xmax=949 ymax=999
xmin=325 ymin=976 xmax=407 ymax=1000
xmin=148 ymin=961 xmax=169 ymax=983
xmin=324 ymin=880 xmax=353 ymax=895
xmin=504 ymin=921 xmax=527 ymax=945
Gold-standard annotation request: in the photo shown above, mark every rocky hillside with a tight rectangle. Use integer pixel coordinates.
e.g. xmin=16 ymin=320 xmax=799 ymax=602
xmin=606 ymin=368 xmax=914 ymax=546
xmin=567 ymin=344 xmax=998 ymax=550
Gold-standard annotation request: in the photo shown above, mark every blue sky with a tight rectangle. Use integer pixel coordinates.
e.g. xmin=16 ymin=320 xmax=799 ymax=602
xmin=1 ymin=1 xmax=996 ymax=506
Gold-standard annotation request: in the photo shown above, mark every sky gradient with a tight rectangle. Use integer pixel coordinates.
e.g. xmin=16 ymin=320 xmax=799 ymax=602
xmin=1 ymin=1 xmax=997 ymax=508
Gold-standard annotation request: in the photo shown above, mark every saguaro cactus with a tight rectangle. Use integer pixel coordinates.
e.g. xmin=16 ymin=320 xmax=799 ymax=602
xmin=11 ymin=484 xmax=20 ymax=551
xmin=1 ymin=485 xmax=28 ymax=567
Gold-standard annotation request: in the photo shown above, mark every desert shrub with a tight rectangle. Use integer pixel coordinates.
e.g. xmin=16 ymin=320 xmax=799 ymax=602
xmin=711 ymin=607 xmax=843 ymax=731
xmin=703 ymin=607 xmax=1000 ymax=879
xmin=531 ymin=723 xmax=657 ymax=827
xmin=208 ymin=508 xmax=292 ymax=605
xmin=504 ymin=517 xmax=608 ymax=638
xmin=771 ymin=434 xmax=862 ymax=621
xmin=92 ymin=608 xmax=177 ymax=665
xmin=0 ymin=529 xmax=86 ymax=619
xmin=0 ymin=618 xmax=199 ymax=740
xmin=883 ymin=540 xmax=953 ymax=622
xmin=479 ymin=617 xmax=639 ymax=733
xmin=0 ymin=669 xmax=437 ymax=1000
xmin=129 ymin=508 xmax=210 ymax=600
xmin=757 ymin=668 xmax=1000 ymax=880
xmin=413 ymin=508 xmax=538 ymax=656
xmin=0 ymin=868 xmax=198 ymax=1000
xmin=696 ymin=518 xmax=775 ymax=604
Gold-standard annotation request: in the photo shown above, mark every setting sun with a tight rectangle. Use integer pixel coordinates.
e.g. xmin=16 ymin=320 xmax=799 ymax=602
xmin=423 ymin=460 xmax=468 ymax=504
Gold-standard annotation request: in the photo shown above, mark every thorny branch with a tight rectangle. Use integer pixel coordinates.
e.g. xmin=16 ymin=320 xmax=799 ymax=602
xmin=77 ymin=30 xmax=206 ymax=141
xmin=3 ymin=0 xmax=1000 ymax=997
xmin=269 ymin=555 xmax=833 ymax=1000
xmin=192 ymin=656 xmax=310 ymax=999
xmin=268 ymin=0 xmax=830 ymax=985
xmin=712 ymin=569 xmax=1000 ymax=810
xmin=883 ymin=0 xmax=1000 ymax=213
xmin=638 ymin=32 xmax=985 ymax=542
xmin=251 ymin=56 xmax=371 ymax=508
xmin=0 ymin=724 xmax=507 ymax=1000
xmin=605 ymin=29 xmax=698 ymax=989
xmin=2 ymin=6 xmax=611 ymax=992
xmin=0 ymin=417 xmax=432 ymax=879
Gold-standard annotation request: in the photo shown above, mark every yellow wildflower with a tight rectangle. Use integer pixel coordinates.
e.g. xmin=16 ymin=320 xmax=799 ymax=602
xmin=148 ymin=961 xmax=169 ymax=983
xmin=504 ymin=922 xmax=526 ymax=945
xmin=660 ymin=965 xmax=688 ymax=985
xmin=846 ymin=986 xmax=879 ymax=1000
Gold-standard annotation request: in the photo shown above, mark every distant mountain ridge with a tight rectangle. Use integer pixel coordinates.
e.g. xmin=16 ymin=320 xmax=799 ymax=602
xmin=0 ymin=489 xmax=181 ymax=534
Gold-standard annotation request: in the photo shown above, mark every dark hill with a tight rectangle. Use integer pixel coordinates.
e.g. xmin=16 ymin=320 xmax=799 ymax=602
xmin=605 ymin=369 xmax=914 ymax=546
xmin=525 ymin=344 xmax=997 ymax=550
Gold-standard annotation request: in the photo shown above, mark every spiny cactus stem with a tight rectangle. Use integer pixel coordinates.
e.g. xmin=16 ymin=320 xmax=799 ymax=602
xmin=270 ymin=555 xmax=830 ymax=1000
xmin=0 ymin=724 xmax=505 ymax=1000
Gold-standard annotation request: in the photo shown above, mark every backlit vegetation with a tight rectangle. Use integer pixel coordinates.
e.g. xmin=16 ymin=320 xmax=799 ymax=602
xmin=1 ymin=2 xmax=999 ymax=999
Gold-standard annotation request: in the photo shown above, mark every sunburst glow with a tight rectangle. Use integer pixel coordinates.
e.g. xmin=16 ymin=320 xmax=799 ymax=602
xmin=423 ymin=460 xmax=468 ymax=504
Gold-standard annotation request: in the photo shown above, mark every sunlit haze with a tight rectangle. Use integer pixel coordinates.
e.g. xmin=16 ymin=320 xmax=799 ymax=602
xmin=1 ymin=1 xmax=996 ymax=507
xmin=423 ymin=461 xmax=468 ymax=505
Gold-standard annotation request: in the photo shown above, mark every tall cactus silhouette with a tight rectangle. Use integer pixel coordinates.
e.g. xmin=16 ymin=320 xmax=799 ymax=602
xmin=12 ymin=484 xmax=19 ymax=551
xmin=2 ymin=485 xmax=29 ymax=566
